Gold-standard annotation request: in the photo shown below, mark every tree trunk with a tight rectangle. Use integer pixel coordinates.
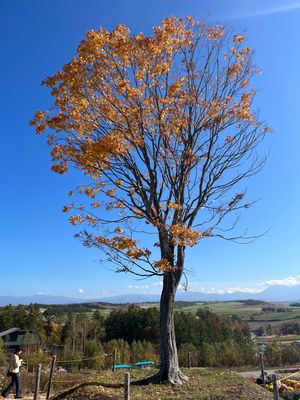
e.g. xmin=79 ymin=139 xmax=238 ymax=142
xmin=159 ymin=272 xmax=188 ymax=383
xmin=134 ymin=245 xmax=188 ymax=385
xmin=147 ymin=271 xmax=188 ymax=384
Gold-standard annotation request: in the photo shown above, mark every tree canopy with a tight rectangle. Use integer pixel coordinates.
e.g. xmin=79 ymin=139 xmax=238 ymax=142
xmin=32 ymin=17 xmax=268 ymax=276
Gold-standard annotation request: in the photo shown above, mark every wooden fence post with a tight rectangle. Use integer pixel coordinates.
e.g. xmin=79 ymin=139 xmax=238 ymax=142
xmin=259 ymin=352 xmax=265 ymax=385
xmin=271 ymin=374 xmax=279 ymax=400
xmin=124 ymin=372 xmax=130 ymax=400
xmin=46 ymin=355 xmax=56 ymax=400
xmin=72 ymin=316 xmax=76 ymax=355
xmin=112 ymin=349 xmax=117 ymax=372
xmin=188 ymin=352 xmax=192 ymax=368
xmin=33 ymin=363 xmax=41 ymax=400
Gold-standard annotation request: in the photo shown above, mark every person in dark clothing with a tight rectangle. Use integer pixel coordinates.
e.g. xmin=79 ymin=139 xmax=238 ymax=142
xmin=1 ymin=346 xmax=24 ymax=399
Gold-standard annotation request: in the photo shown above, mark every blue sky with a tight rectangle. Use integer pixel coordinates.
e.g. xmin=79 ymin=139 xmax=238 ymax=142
xmin=1 ymin=0 xmax=300 ymax=299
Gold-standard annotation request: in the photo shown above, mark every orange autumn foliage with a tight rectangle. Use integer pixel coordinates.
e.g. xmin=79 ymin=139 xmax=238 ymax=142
xmin=32 ymin=16 xmax=269 ymax=275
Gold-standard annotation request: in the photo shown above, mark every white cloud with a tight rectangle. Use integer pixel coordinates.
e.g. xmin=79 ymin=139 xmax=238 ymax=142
xmin=78 ymin=288 xmax=85 ymax=294
xmin=224 ymin=287 xmax=262 ymax=294
xmin=199 ymin=288 xmax=226 ymax=295
xmin=177 ymin=284 xmax=262 ymax=295
xmin=260 ymin=275 xmax=300 ymax=288
xmin=152 ymin=281 xmax=163 ymax=287
xmin=127 ymin=284 xmax=149 ymax=290
xmin=177 ymin=283 xmax=250 ymax=294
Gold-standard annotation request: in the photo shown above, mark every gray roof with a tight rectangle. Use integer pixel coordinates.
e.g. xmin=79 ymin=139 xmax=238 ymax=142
xmin=0 ymin=328 xmax=20 ymax=337
xmin=0 ymin=328 xmax=40 ymax=347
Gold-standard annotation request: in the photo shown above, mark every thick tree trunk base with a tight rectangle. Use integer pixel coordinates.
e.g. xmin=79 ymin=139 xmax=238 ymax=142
xmin=133 ymin=368 xmax=189 ymax=385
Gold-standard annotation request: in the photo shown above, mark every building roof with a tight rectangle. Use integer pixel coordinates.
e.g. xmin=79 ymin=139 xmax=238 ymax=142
xmin=0 ymin=328 xmax=40 ymax=347
xmin=0 ymin=327 xmax=20 ymax=337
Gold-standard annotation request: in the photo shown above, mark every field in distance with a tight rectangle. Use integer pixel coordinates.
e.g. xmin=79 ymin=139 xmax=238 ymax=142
xmin=33 ymin=299 xmax=300 ymax=323
xmin=175 ymin=300 xmax=300 ymax=321
xmin=175 ymin=300 xmax=263 ymax=319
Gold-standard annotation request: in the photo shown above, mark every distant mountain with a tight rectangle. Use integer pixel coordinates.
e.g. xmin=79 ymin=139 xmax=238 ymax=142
xmin=93 ymin=285 xmax=300 ymax=303
xmin=0 ymin=294 xmax=82 ymax=306
xmin=177 ymin=291 xmax=258 ymax=302
xmin=93 ymin=293 xmax=160 ymax=303
xmin=97 ymin=285 xmax=300 ymax=304
xmin=255 ymin=284 xmax=300 ymax=302
xmin=0 ymin=284 xmax=300 ymax=306
xmin=95 ymin=291 xmax=261 ymax=303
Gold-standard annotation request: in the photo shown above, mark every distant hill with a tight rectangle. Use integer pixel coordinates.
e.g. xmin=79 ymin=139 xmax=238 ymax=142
xmin=95 ymin=291 xmax=257 ymax=303
xmin=95 ymin=286 xmax=300 ymax=303
xmin=0 ymin=284 xmax=300 ymax=306
xmin=256 ymin=284 xmax=300 ymax=302
xmin=0 ymin=294 xmax=82 ymax=306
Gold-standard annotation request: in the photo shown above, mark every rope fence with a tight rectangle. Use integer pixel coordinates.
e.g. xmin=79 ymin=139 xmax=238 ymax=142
xmin=280 ymin=369 xmax=300 ymax=381
xmin=28 ymin=351 xmax=118 ymax=399
xmin=27 ymin=348 xmax=158 ymax=399
xmin=55 ymin=352 xmax=113 ymax=364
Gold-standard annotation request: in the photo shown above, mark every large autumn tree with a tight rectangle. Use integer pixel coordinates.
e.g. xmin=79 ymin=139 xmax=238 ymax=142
xmin=32 ymin=16 xmax=269 ymax=384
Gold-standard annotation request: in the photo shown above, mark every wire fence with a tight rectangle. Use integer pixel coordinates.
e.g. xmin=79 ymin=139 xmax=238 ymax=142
xmin=29 ymin=350 xmax=150 ymax=399
xmin=55 ymin=352 xmax=112 ymax=364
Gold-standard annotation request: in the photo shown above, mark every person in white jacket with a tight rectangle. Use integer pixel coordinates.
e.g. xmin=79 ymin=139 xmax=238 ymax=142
xmin=1 ymin=346 xmax=24 ymax=398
